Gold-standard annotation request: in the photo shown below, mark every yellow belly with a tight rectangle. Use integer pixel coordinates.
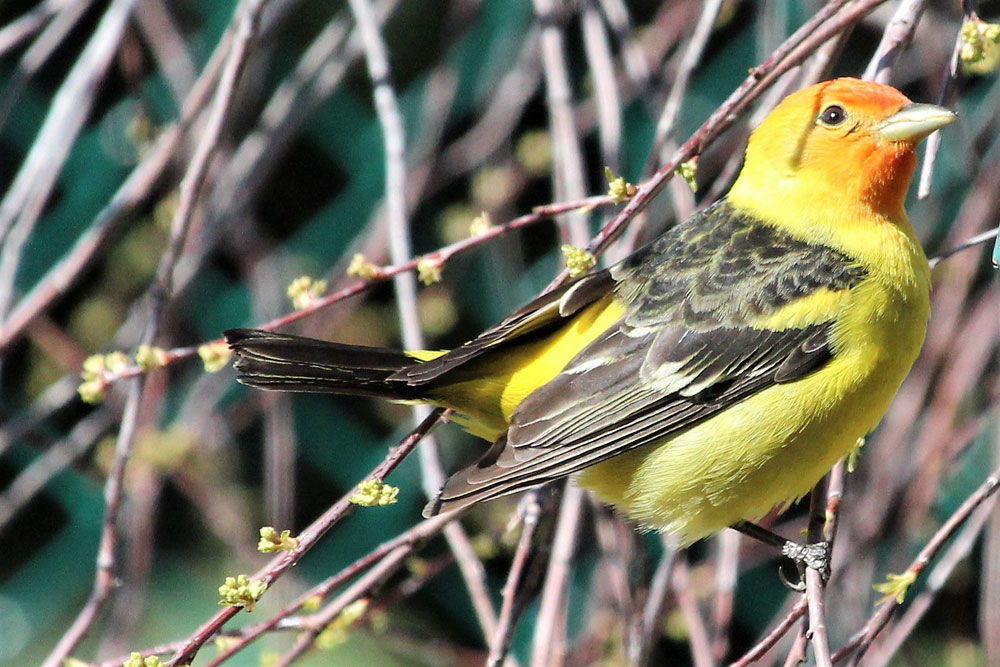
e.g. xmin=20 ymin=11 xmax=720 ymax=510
xmin=577 ymin=276 xmax=929 ymax=544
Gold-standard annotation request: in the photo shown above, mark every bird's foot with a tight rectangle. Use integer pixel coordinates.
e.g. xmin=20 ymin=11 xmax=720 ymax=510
xmin=778 ymin=540 xmax=831 ymax=592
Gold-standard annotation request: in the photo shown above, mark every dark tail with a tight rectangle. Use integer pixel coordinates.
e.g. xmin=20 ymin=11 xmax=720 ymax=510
xmin=224 ymin=328 xmax=421 ymax=400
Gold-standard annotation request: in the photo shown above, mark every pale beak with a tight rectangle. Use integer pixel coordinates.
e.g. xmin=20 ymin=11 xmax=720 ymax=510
xmin=878 ymin=103 xmax=957 ymax=143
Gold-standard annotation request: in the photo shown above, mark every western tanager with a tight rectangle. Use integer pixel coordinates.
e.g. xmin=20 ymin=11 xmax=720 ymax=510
xmin=225 ymin=78 xmax=954 ymax=560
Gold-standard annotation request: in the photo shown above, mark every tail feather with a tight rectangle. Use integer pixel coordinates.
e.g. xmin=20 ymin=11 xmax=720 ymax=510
xmin=224 ymin=328 xmax=420 ymax=400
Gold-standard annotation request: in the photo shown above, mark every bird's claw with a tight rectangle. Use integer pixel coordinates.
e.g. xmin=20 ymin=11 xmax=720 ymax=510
xmin=778 ymin=561 xmax=806 ymax=592
xmin=778 ymin=540 xmax=831 ymax=591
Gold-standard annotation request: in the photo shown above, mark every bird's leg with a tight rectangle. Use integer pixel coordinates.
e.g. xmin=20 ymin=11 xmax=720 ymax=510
xmin=730 ymin=521 xmax=831 ymax=591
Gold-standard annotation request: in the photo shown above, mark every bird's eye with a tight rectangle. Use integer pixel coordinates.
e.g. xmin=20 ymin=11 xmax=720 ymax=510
xmin=819 ymin=105 xmax=847 ymax=126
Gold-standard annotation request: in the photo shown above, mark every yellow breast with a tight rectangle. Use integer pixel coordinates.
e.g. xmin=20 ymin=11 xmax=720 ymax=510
xmin=579 ymin=222 xmax=930 ymax=543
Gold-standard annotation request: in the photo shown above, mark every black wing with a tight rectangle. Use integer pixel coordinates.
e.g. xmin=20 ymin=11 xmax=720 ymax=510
xmin=427 ymin=200 xmax=864 ymax=515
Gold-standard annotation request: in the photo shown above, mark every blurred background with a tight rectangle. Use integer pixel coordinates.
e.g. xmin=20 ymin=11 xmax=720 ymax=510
xmin=1 ymin=0 xmax=999 ymax=665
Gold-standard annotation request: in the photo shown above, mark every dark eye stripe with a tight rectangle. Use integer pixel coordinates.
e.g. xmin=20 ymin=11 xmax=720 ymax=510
xmin=819 ymin=105 xmax=847 ymax=126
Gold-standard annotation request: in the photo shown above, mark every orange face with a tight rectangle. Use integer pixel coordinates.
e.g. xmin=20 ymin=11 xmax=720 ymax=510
xmin=744 ymin=78 xmax=921 ymax=217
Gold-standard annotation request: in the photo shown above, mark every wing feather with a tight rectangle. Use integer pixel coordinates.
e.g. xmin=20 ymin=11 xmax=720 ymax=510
xmin=392 ymin=270 xmax=615 ymax=385
xmin=425 ymin=200 xmax=866 ymax=516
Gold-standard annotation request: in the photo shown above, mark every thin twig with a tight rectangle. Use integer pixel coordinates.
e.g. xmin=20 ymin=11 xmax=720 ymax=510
xmin=42 ymin=4 xmax=271 ymax=663
xmin=629 ymin=0 xmax=721 ymax=248
xmin=900 ymin=289 xmax=1000 ymax=530
xmin=0 ymin=0 xmax=75 ymax=58
xmin=0 ymin=0 xmax=140 ymax=319
xmin=729 ymin=599 xmax=808 ymax=667
xmin=134 ymin=0 xmax=196 ymax=103
xmin=596 ymin=0 xmax=651 ymax=94
xmin=166 ymin=407 xmax=447 ymax=666
xmin=834 ymin=465 xmax=1000 ymax=665
xmin=0 ymin=0 xmax=96 ymax=134
xmin=0 ymin=409 xmax=115 ymax=529
xmin=644 ymin=0 xmax=724 ymax=175
xmin=711 ymin=531 xmax=741 ymax=661
xmin=986 ymin=421 xmax=1000 ymax=667
xmin=928 ymin=226 xmax=999 ymax=268
xmin=861 ymin=0 xmax=928 ymax=83
xmin=916 ymin=4 xmax=975 ymax=199
xmin=782 ymin=630 xmax=808 ymax=667
xmin=531 ymin=483 xmax=586 ymax=666
xmin=205 ymin=510 xmax=458 ymax=666
xmin=0 ymin=18 xmax=236 ymax=352
xmin=592 ymin=506 xmax=636 ymax=664
xmin=634 ymin=535 xmax=677 ymax=666
xmin=0 ymin=377 xmax=79 ymax=460
xmin=864 ymin=495 xmax=999 ymax=667
xmin=205 ymin=4 xmax=377 ymax=227
xmin=274 ymin=544 xmax=414 ymax=666
xmin=488 ymin=492 xmax=544 ymax=666
xmin=807 ymin=474 xmax=833 ymax=667
xmin=533 ymin=0 xmax=590 ymax=248
xmin=581 ymin=0 xmax=623 ymax=171
xmin=672 ymin=558 xmax=714 ymax=667
xmin=348 ymin=0 xmax=498 ymax=641
xmin=438 ymin=27 xmax=541 ymax=179
xmin=97 ymin=461 xmax=166 ymax=657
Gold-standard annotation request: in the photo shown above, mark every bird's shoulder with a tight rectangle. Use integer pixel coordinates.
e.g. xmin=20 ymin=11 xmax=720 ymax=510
xmin=611 ymin=198 xmax=867 ymax=332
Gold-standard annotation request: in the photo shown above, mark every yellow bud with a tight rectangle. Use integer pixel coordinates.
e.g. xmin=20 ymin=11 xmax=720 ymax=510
xmin=416 ymin=257 xmax=443 ymax=285
xmin=561 ymin=245 xmax=596 ymax=278
xmin=257 ymin=526 xmax=298 ymax=552
xmin=136 ymin=345 xmax=168 ymax=370
xmin=962 ymin=20 xmax=980 ymax=41
xmin=218 ymin=574 xmax=267 ymax=611
xmin=604 ymin=166 xmax=637 ymax=203
xmin=199 ymin=341 xmax=233 ymax=373
xmin=78 ymin=379 xmax=108 ymax=404
xmin=82 ymin=354 xmax=107 ymax=378
xmin=104 ymin=352 xmax=131 ymax=376
xmin=960 ymin=20 xmax=1000 ymax=74
xmin=677 ymin=159 xmax=698 ymax=193
xmin=960 ymin=42 xmax=981 ymax=63
xmin=350 ymin=478 xmax=399 ymax=507
xmin=287 ymin=276 xmax=328 ymax=310
xmin=873 ymin=570 xmax=917 ymax=604
xmin=469 ymin=211 xmax=493 ymax=237
xmin=347 ymin=253 xmax=381 ymax=280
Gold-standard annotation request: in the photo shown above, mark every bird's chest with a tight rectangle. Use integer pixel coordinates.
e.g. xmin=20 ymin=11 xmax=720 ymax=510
xmin=829 ymin=274 xmax=930 ymax=397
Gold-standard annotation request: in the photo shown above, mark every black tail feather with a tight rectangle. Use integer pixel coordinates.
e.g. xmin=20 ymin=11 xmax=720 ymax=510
xmin=224 ymin=328 xmax=420 ymax=400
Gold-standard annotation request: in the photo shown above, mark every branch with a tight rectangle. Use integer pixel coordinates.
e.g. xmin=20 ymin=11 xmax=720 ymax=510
xmin=833 ymin=466 xmax=1000 ymax=664
xmin=487 ymin=492 xmax=545 ymax=666
xmin=166 ymin=407 xmax=447 ymax=666
xmin=42 ymin=2 xmax=269 ymax=662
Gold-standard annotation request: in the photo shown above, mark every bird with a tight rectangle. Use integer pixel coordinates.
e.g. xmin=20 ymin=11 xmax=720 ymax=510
xmin=225 ymin=78 xmax=955 ymax=567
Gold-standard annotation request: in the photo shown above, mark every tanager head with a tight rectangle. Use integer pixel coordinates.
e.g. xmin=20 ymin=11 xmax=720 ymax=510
xmin=732 ymin=78 xmax=956 ymax=220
